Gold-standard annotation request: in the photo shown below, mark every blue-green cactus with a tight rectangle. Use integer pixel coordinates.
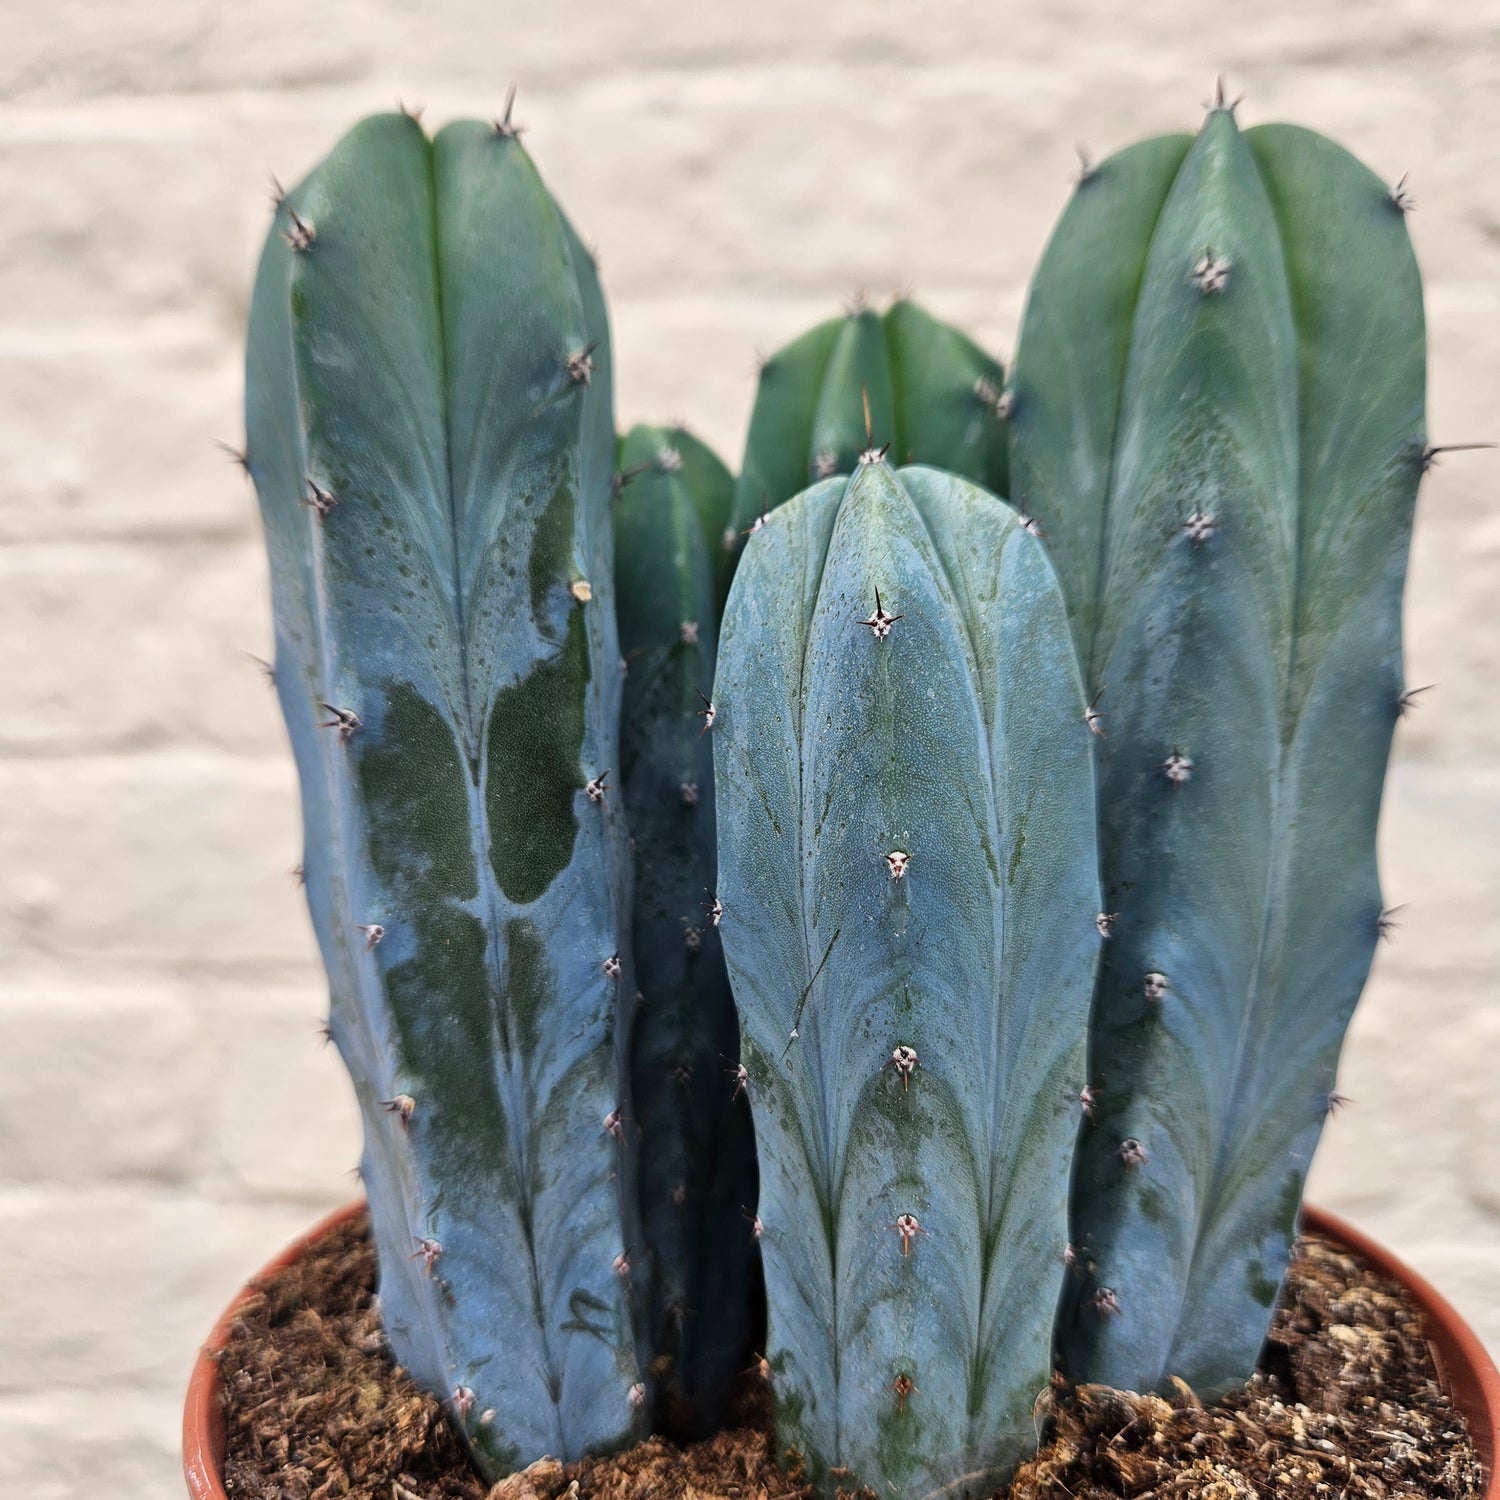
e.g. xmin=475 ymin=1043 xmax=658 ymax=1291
xmin=731 ymin=299 xmax=1010 ymax=539
xmin=245 ymin=112 xmax=642 ymax=1475
xmin=1008 ymin=105 xmax=1426 ymax=1397
xmin=614 ymin=424 xmax=759 ymax=1436
xmin=713 ymin=458 xmax=1100 ymax=1496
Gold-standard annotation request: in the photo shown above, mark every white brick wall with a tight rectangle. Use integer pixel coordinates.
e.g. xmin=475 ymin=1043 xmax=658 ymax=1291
xmin=2 ymin=5 xmax=1496 ymax=1496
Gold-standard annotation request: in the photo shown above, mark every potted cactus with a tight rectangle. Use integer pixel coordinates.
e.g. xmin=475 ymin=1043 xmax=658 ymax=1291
xmin=186 ymin=90 xmax=1497 ymax=1500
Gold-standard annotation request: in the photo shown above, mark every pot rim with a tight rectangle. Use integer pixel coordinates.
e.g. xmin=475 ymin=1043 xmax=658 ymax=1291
xmin=182 ymin=1199 xmax=1497 ymax=1500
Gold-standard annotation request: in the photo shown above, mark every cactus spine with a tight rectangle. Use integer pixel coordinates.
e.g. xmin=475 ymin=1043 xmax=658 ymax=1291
xmin=1008 ymin=106 xmax=1426 ymax=1396
xmin=714 ymin=459 xmax=1100 ymax=1496
xmin=614 ymin=425 xmax=759 ymax=1435
xmin=731 ymin=300 xmax=1010 ymax=539
xmin=245 ymin=113 xmax=641 ymax=1475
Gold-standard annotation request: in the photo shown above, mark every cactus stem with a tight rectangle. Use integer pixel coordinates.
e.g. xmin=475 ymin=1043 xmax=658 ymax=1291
xmin=891 ymin=1213 xmax=926 ymax=1256
xmin=302 ymin=479 xmax=337 ymax=517
xmin=410 ymin=1237 xmax=443 ymax=1275
xmin=357 ymin=922 xmax=385 ymax=951
xmin=584 ymin=770 xmax=612 ymax=805
xmin=888 ymin=1043 xmax=919 ymax=1089
xmin=1117 ymin=1137 xmax=1149 ymax=1171
xmin=1159 ymin=751 xmax=1195 ymax=785
xmin=1085 ymin=688 xmax=1107 ymax=738
xmin=1420 ymin=442 xmax=1496 ymax=472
xmin=1183 ymin=510 xmax=1218 ymax=545
xmin=1389 ymin=174 xmax=1415 ymax=214
xmin=1190 ymin=251 xmax=1232 ymax=295
xmin=893 ymin=1373 xmax=917 ymax=1413
xmin=381 ymin=1094 xmax=416 ymax=1127
xmin=492 ymin=84 xmax=524 ymax=138
xmin=679 ymin=619 xmax=699 ymax=644
xmin=1143 ymin=971 xmax=1171 ymax=1004
xmin=856 ymin=587 xmax=904 ymax=640
xmin=281 ymin=209 xmax=316 ymax=253
xmin=1377 ymin=905 xmax=1403 ymax=940
xmin=884 ymin=850 xmax=911 ymax=881
xmin=1096 ymin=911 xmax=1118 ymax=939
xmin=318 ymin=704 xmax=360 ymax=741
xmin=1091 ymin=1287 xmax=1122 ymax=1319
xmin=602 ymin=953 xmax=622 ymax=980
xmin=566 ymin=342 xmax=599 ymax=386
xmin=570 ymin=578 xmax=593 ymax=603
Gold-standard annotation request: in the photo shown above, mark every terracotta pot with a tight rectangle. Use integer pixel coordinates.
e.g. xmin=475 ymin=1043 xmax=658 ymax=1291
xmin=183 ymin=1201 xmax=1498 ymax=1500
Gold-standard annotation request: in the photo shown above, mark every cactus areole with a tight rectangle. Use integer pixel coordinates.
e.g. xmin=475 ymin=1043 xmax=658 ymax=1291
xmin=245 ymin=113 xmax=641 ymax=1477
xmin=714 ymin=460 xmax=1101 ymax=1496
xmin=1009 ymin=105 xmax=1427 ymax=1397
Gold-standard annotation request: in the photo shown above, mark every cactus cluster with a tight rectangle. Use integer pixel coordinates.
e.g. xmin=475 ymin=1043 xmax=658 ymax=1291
xmin=243 ymin=85 xmax=1438 ymax=1500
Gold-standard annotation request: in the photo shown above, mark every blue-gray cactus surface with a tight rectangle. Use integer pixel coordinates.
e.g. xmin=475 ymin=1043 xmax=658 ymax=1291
xmin=614 ymin=424 xmax=760 ymax=1435
xmin=1007 ymin=106 xmax=1426 ymax=1397
xmin=731 ymin=300 xmax=1010 ymax=539
xmin=713 ymin=458 xmax=1101 ymax=1496
xmin=245 ymin=111 xmax=641 ymax=1476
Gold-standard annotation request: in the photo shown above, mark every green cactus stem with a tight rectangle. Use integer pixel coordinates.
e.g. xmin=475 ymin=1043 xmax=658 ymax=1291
xmin=245 ymin=111 xmax=641 ymax=1476
xmin=614 ymin=424 xmax=760 ymax=1436
xmin=1008 ymin=104 xmax=1426 ymax=1397
xmin=714 ymin=457 xmax=1100 ymax=1496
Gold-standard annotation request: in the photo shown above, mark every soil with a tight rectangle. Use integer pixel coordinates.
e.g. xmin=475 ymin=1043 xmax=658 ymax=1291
xmin=214 ymin=1211 xmax=1486 ymax=1500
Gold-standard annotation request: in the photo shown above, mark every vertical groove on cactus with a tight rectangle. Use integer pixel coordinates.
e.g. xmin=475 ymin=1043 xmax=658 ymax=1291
xmin=1009 ymin=106 xmax=1425 ymax=1397
xmin=614 ymin=424 xmax=760 ymax=1437
xmin=247 ymin=113 xmax=640 ymax=1478
xmin=714 ymin=461 xmax=1099 ymax=1496
xmin=731 ymin=300 xmax=1010 ymax=542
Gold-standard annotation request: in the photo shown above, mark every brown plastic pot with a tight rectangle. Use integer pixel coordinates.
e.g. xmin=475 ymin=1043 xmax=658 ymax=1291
xmin=183 ymin=1200 xmax=1498 ymax=1500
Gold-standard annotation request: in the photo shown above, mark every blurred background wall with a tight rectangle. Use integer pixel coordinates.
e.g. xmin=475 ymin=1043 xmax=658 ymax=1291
xmin=1 ymin=2 xmax=1496 ymax=1495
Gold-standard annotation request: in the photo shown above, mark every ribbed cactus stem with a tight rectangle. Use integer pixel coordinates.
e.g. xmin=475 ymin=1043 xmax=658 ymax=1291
xmin=1009 ymin=105 xmax=1426 ymax=1397
xmin=245 ymin=112 xmax=641 ymax=1477
xmin=715 ymin=460 xmax=1100 ymax=1496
